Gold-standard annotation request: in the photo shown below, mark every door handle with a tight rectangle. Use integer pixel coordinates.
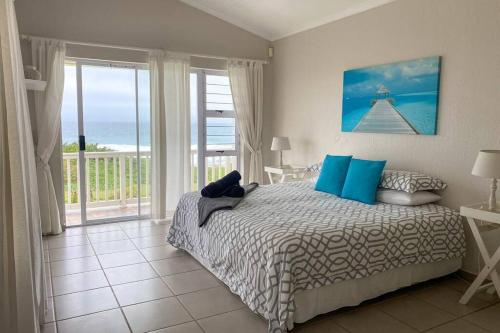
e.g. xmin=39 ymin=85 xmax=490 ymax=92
xmin=79 ymin=135 xmax=86 ymax=151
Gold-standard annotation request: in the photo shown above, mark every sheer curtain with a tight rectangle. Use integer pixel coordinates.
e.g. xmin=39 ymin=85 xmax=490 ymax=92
xmin=31 ymin=38 xmax=66 ymax=235
xmin=228 ymin=60 xmax=264 ymax=183
xmin=0 ymin=0 xmax=45 ymax=331
xmin=149 ymin=52 xmax=191 ymax=219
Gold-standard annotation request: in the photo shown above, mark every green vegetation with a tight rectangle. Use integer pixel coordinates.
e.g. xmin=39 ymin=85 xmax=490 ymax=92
xmin=62 ymin=142 xmax=231 ymax=204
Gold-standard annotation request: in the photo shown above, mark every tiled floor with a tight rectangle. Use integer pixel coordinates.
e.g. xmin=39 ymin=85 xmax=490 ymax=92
xmin=42 ymin=220 xmax=499 ymax=333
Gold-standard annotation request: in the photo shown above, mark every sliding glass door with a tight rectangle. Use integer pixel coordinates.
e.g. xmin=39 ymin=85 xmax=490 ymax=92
xmin=61 ymin=59 xmax=150 ymax=226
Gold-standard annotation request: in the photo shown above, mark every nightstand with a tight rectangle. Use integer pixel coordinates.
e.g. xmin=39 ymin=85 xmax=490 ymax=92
xmin=265 ymin=165 xmax=306 ymax=184
xmin=459 ymin=202 xmax=500 ymax=304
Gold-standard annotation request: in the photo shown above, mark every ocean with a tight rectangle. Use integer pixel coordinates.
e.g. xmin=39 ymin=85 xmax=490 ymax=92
xmin=341 ymin=92 xmax=438 ymax=135
xmin=62 ymin=121 xmax=234 ymax=151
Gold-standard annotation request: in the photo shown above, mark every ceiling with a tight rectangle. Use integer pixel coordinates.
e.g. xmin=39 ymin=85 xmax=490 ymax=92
xmin=180 ymin=0 xmax=397 ymax=41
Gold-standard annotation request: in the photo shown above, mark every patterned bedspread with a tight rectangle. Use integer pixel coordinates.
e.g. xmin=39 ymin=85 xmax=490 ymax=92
xmin=167 ymin=182 xmax=465 ymax=332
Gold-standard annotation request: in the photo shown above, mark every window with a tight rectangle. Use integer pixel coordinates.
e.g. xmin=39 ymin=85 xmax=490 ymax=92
xmin=190 ymin=70 xmax=239 ymax=190
xmin=61 ymin=59 xmax=151 ymax=225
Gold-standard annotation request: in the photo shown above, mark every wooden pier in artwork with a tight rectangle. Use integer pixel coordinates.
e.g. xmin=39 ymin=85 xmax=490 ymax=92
xmin=353 ymin=85 xmax=419 ymax=134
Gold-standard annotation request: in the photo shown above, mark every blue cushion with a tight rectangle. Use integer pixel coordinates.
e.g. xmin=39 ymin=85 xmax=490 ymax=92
xmin=341 ymin=158 xmax=387 ymax=204
xmin=315 ymin=155 xmax=353 ymax=196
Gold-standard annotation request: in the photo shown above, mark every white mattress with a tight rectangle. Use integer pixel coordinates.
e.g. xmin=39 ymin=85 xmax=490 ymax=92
xmin=187 ymin=249 xmax=460 ymax=328
xmin=292 ymin=258 xmax=461 ymax=324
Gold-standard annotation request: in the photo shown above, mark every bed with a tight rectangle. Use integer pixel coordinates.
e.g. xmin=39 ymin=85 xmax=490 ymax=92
xmin=167 ymin=181 xmax=466 ymax=333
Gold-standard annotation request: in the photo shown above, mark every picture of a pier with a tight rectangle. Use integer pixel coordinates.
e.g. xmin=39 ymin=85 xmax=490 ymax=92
xmin=342 ymin=56 xmax=441 ymax=135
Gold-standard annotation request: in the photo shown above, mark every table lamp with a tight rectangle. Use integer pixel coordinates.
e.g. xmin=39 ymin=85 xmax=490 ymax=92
xmin=472 ymin=150 xmax=500 ymax=211
xmin=271 ymin=137 xmax=291 ymax=167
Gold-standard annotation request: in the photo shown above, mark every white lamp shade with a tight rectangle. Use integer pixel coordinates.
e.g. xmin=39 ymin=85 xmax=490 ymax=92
xmin=472 ymin=150 xmax=500 ymax=178
xmin=271 ymin=137 xmax=291 ymax=151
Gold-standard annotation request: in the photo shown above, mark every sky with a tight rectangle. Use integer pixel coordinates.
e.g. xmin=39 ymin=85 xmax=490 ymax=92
xmin=61 ymin=64 xmax=150 ymax=124
xmin=343 ymin=56 xmax=441 ymax=100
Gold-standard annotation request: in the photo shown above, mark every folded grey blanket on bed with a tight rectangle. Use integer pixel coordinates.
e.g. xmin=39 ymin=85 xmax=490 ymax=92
xmin=198 ymin=182 xmax=258 ymax=227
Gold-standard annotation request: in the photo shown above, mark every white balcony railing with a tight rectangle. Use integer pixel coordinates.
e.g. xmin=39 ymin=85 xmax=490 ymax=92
xmin=63 ymin=150 xmax=237 ymax=210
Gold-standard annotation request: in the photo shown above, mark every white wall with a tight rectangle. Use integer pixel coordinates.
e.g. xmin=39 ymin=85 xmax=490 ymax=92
xmin=269 ymin=0 xmax=500 ymax=272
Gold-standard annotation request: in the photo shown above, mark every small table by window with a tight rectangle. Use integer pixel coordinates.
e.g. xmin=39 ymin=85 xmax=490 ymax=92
xmin=459 ymin=202 xmax=500 ymax=304
xmin=265 ymin=165 xmax=306 ymax=184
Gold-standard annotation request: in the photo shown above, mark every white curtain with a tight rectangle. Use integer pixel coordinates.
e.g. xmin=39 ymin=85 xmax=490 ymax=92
xmin=228 ymin=60 xmax=264 ymax=183
xmin=149 ymin=52 xmax=191 ymax=219
xmin=31 ymin=38 xmax=65 ymax=235
xmin=0 ymin=0 xmax=44 ymax=331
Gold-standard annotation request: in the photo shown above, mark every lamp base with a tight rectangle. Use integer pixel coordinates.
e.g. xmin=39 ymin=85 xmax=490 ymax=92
xmin=489 ymin=178 xmax=497 ymax=211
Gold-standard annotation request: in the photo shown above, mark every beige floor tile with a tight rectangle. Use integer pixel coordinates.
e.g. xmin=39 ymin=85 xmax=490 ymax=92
xmin=50 ymin=245 xmax=94 ymax=261
xmin=150 ymin=256 xmax=203 ymax=276
xmin=88 ymin=230 xmax=128 ymax=243
xmin=123 ymin=297 xmax=192 ymax=333
xmin=162 ymin=269 xmax=220 ymax=295
xmin=98 ymin=250 xmax=146 ymax=268
xmin=292 ymin=319 xmax=348 ymax=333
xmin=48 ymin=235 xmax=89 ymax=249
xmin=50 ymin=256 xmax=101 ymax=276
xmin=177 ymin=286 xmax=245 ymax=319
xmin=54 ymin=287 xmax=118 ymax=320
xmin=120 ymin=220 xmax=170 ymax=229
xmin=131 ymin=235 xmax=168 ymax=249
xmin=112 ymin=277 xmax=173 ymax=306
xmin=426 ymin=319 xmax=490 ymax=333
xmin=43 ymin=297 xmax=55 ymax=323
xmin=52 ymin=270 xmax=109 ymax=295
xmin=58 ymin=227 xmax=86 ymax=236
xmin=140 ymin=244 xmax=184 ymax=261
xmin=124 ymin=225 xmax=170 ymax=238
xmin=411 ymin=285 xmax=492 ymax=316
xmin=104 ymin=262 xmax=158 ymax=285
xmin=464 ymin=303 xmax=500 ymax=332
xmin=92 ymin=239 xmax=136 ymax=255
xmin=333 ymin=307 xmax=418 ymax=333
xmin=57 ymin=308 xmax=130 ymax=333
xmin=41 ymin=322 xmax=57 ymax=333
xmin=197 ymin=308 xmax=268 ymax=333
xmin=150 ymin=322 xmax=203 ymax=333
xmin=85 ymin=224 xmax=123 ymax=234
xmin=377 ymin=295 xmax=456 ymax=331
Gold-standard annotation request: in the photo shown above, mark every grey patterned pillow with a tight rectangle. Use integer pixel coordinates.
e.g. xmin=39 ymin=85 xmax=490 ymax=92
xmin=304 ymin=162 xmax=323 ymax=182
xmin=379 ymin=170 xmax=447 ymax=193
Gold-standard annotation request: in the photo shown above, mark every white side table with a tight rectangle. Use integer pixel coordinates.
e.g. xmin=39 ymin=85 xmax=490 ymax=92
xmin=459 ymin=202 xmax=500 ymax=304
xmin=265 ymin=165 xmax=306 ymax=184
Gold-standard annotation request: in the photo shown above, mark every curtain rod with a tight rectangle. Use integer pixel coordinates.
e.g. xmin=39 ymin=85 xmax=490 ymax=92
xmin=21 ymin=34 xmax=269 ymax=64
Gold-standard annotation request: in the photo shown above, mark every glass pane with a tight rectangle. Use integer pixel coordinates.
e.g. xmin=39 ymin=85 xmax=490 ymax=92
xmin=138 ymin=69 xmax=151 ymax=216
xmin=206 ymin=93 xmax=233 ymax=104
xmin=205 ymin=155 xmax=238 ymax=184
xmin=190 ymin=73 xmax=199 ymax=191
xmin=206 ymin=117 xmax=236 ymax=151
xmin=206 ymin=73 xmax=233 ymax=112
xmin=61 ymin=62 xmax=82 ymax=226
xmin=206 ymin=75 xmax=230 ymax=85
xmin=82 ymin=64 xmax=138 ymax=220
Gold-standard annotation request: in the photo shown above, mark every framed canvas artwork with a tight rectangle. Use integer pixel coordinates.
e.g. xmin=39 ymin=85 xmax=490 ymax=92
xmin=342 ymin=56 xmax=441 ymax=135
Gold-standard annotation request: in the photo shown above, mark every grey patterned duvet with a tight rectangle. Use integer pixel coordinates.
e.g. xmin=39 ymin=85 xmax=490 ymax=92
xmin=167 ymin=181 xmax=465 ymax=333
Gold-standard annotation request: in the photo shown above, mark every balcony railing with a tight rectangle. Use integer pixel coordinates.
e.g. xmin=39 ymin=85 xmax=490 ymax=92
xmin=63 ymin=150 xmax=237 ymax=210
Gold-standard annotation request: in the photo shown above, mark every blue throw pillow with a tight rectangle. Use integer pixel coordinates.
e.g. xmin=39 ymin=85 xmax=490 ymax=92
xmin=341 ymin=158 xmax=387 ymax=204
xmin=315 ymin=155 xmax=353 ymax=196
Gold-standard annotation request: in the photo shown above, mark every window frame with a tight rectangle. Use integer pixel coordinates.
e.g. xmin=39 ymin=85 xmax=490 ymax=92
xmin=191 ymin=68 xmax=240 ymax=189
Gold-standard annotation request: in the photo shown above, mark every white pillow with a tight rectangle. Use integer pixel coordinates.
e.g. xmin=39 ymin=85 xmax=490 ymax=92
xmin=376 ymin=189 xmax=441 ymax=206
